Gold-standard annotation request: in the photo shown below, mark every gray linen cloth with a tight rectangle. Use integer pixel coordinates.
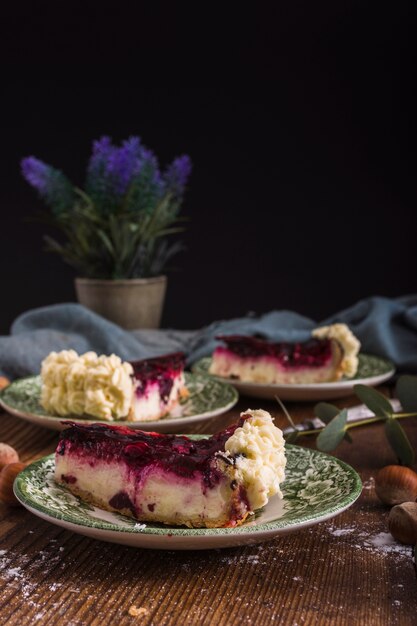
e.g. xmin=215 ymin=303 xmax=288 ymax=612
xmin=1 ymin=295 xmax=417 ymax=379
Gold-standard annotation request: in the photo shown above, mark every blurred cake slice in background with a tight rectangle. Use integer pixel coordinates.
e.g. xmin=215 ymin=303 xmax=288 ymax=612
xmin=40 ymin=350 xmax=188 ymax=422
xmin=209 ymin=323 xmax=360 ymax=384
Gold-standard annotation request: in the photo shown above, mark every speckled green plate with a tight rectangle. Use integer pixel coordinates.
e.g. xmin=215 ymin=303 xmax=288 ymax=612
xmin=192 ymin=354 xmax=395 ymax=401
xmin=0 ymin=373 xmax=238 ymax=433
xmin=14 ymin=443 xmax=362 ymax=550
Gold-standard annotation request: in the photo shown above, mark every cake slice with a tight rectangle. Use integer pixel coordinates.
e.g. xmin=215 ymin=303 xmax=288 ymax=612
xmin=209 ymin=323 xmax=360 ymax=384
xmin=40 ymin=350 xmax=188 ymax=422
xmin=55 ymin=409 xmax=286 ymax=528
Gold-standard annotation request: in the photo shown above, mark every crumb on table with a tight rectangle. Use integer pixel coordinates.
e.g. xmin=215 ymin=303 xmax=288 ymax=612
xmin=128 ymin=605 xmax=149 ymax=618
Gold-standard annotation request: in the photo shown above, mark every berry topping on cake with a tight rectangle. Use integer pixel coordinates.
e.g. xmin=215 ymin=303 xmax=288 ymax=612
xmin=130 ymin=353 xmax=188 ymax=421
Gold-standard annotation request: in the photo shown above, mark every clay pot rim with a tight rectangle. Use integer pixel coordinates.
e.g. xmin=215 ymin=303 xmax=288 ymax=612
xmin=75 ymin=276 xmax=167 ymax=287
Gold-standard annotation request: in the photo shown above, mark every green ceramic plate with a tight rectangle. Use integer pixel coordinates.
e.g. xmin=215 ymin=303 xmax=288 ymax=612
xmin=14 ymin=443 xmax=362 ymax=550
xmin=192 ymin=354 xmax=395 ymax=401
xmin=0 ymin=373 xmax=238 ymax=433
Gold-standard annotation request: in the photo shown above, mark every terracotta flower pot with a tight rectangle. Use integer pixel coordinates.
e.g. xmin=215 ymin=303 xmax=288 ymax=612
xmin=75 ymin=276 xmax=167 ymax=330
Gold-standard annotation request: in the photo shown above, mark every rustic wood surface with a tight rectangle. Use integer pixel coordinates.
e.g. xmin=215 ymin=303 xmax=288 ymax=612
xmin=1 ymin=385 xmax=416 ymax=625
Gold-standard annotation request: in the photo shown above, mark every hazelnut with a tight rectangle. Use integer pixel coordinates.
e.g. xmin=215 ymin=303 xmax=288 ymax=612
xmin=0 ymin=376 xmax=10 ymax=391
xmin=0 ymin=462 xmax=26 ymax=506
xmin=374 ymin=465 xmax=417 ymax=506
xmin=388 ymin=502 xmax=417 ymax=545
xmin=0 ymin=443 xmax=20 ymax=470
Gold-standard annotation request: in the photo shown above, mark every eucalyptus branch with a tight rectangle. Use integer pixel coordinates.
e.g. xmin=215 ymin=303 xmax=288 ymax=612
xmin=280 ymin=374 xmax=417 ymax=466
xmin=285 ymin=412 xmax=417 ymax=439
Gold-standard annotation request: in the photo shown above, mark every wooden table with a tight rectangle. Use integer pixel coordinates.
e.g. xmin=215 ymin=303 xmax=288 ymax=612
xmin=1 ymin=387 xmax=416 ymax=625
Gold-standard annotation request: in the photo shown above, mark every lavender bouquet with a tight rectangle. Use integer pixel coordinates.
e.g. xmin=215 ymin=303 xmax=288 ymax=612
xmin=21 ymin=137 xmax=192 ymax=279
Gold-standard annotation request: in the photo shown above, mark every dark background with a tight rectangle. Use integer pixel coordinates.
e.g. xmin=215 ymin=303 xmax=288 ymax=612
xmin=1 ymin=3 xmax=416 ymax=333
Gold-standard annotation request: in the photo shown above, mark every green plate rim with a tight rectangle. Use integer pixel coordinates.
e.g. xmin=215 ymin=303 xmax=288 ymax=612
xmin=0 ymin=372 xmax=239 ymax=427
xmin=192 ymin=353 xmax=395 ymax=389
xmin=14 ymin=443 xmax=362 ymax=538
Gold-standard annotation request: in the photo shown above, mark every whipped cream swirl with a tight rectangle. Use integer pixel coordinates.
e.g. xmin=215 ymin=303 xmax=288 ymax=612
xmin=40 ymin=350 xmax=133 ymax=420
xmin=225 ymin=409 xmax=286 ymax=510
xmin=312 ymin=323 xmax=361 ymax=378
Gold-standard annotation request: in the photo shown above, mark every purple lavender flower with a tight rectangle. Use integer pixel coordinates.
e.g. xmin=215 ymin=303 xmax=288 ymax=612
xmin=85 ymin=136 xmax=114 ymax=201
xmin=139 ymin=148 xmax=163 ymax=190
xmin=85 ymin=136 xmax=191 ymax=214
xmin=20 ymin=136 xmax=192 ymax=279
xmin=106 ymin=138 xmax=150 ymax=195
xmin=86 ymin=136 xmax=156 ymax=211
xmin=125 ymin=147 xmax=166 ymax=214
xmin=21 ymin=156 xmax=75 ymax=214
xmin=21 ymin=157 xmax=50 ymax=194
xmin=89 ymin=136 xmax=114 ymax=166
xmin=163 ymin=155 xmax=192 ymax=199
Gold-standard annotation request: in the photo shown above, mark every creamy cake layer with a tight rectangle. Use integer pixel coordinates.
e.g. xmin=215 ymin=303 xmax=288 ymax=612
xmin=56 ymin=453 xmax=248 ymax=528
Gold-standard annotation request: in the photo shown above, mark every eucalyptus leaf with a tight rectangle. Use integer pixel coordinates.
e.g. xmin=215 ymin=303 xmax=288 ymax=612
xmin=384 ymin=418 xmax=415 ymax=466
xmin=396 ymin=375 xmax=417 ymax=413
xmin=354 ymin=384 xmax=392 ymax=418
xmin=316 ymin=409 xmax=348 ymax=452
xmin=314 ymin=402 xmax=340 ymax=424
